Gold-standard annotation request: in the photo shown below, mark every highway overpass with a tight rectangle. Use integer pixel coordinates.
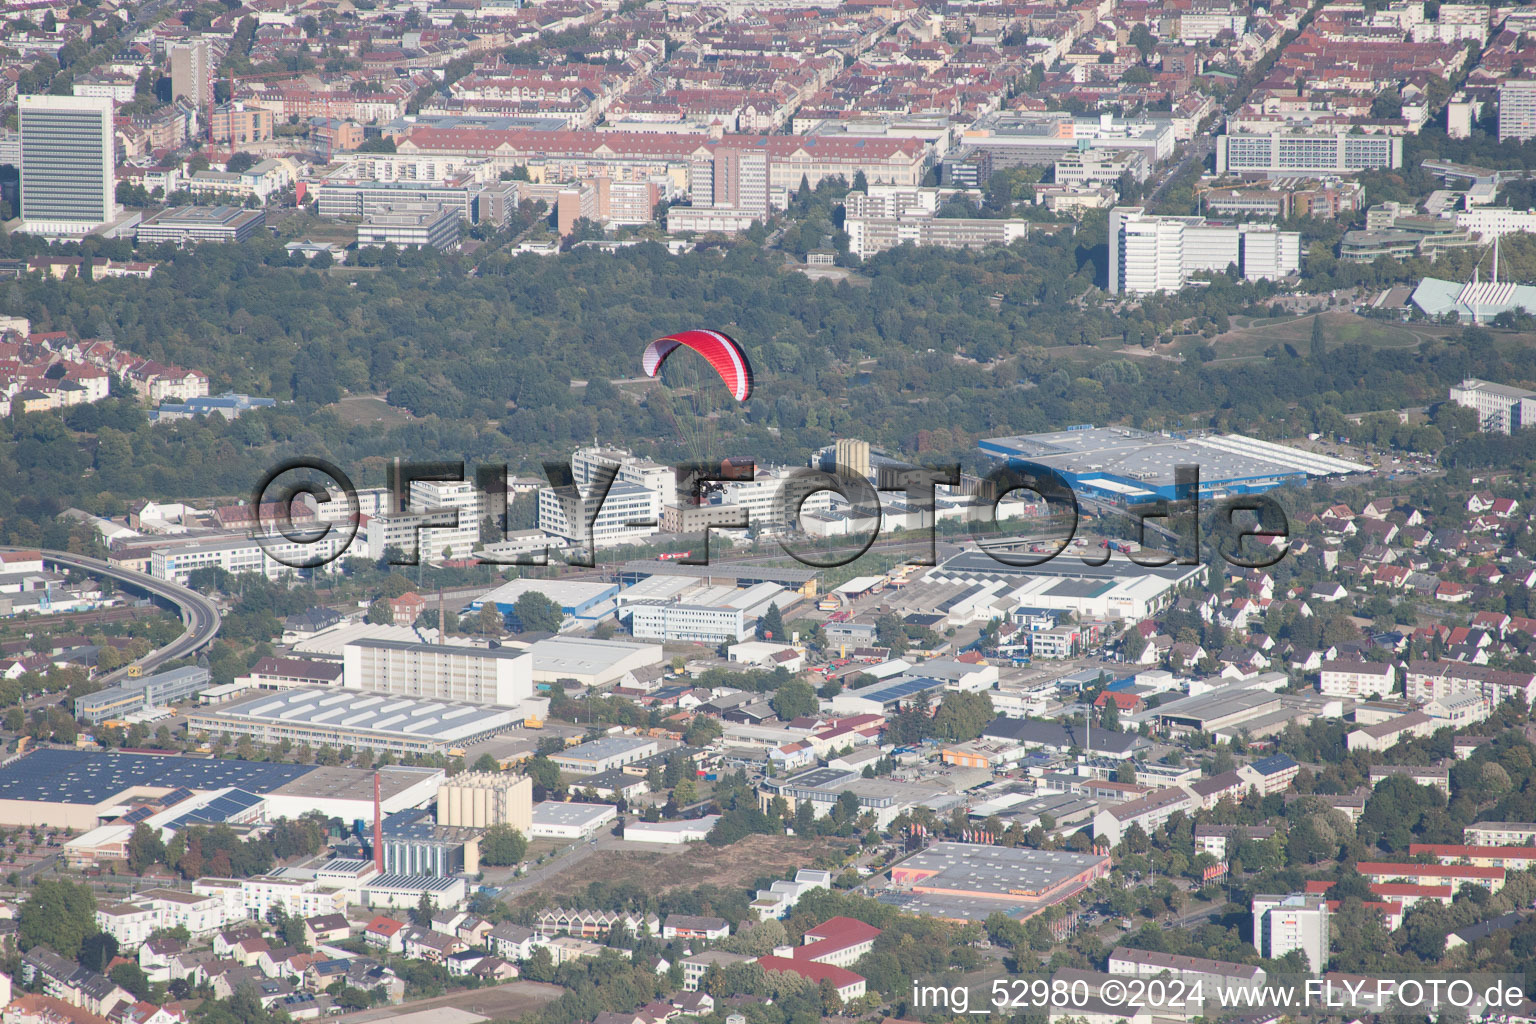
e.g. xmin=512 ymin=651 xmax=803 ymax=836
xmin=2 ymin=547 xmax=221 ymax=682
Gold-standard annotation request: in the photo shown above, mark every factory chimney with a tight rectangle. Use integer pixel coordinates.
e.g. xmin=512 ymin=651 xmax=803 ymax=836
xmin=372 ymin=770 xmax=384 ymax=874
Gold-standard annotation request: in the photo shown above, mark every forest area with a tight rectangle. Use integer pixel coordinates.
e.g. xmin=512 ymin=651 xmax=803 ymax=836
xmin=2 ymin=224 xmax=1536 ymax=549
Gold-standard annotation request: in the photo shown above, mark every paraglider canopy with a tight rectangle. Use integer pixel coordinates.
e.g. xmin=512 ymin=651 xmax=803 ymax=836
xmin=641 ymin=329 xmax=753 ymax=403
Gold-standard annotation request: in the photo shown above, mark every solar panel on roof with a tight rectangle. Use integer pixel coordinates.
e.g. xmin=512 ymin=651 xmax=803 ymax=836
xmin=162 ymin=787 xmax=194 ymax=807
xmin=120 ymin=806 xmax=153 ymax=824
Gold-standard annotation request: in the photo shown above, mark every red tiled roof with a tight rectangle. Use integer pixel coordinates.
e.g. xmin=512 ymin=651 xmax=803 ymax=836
xmin=757 ymin=956 xmax=864 ymax=988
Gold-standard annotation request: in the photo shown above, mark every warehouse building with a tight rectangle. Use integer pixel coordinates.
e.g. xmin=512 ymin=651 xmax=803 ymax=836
xmin=342 ymin=638 xmax=533 ymax=706
xmin=979 ymin=427 xmax=1369 ymax=502
xmin=616 ymin=561 xmax=820 ymax=598
xmin=75 ymin=666 xmax=211 ymax=724
xmin=467 ymin=579 xmax=619 ymax=632
xmin=626 ymin=581 xmax=797 ymax=643
xmin=879 ymin=842 xmax=1110 ymax=922
xmin=0 ymin=749 xmax=440 ymax=830
xmin=186 ymin=687 xmax=525 ymax=756
xmin=525 ymin=636 xmax=666 ymax=688
xmin=549 ymin=736 xmax=659 ymax=775
xmin=436 ymin=771 xmax=533 ymax=832
xmin=529 ymin=801 xmax=617 ymax=838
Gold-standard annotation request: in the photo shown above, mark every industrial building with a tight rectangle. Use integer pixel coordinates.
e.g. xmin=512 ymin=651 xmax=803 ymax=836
xmin=878 ymin=842 xmax=1111 ymax=922
xmin=185 ymin=687 xmax=526 ymax=756
xmin=615 ymin=561 xmax=820 ymax=597
xmin=758 ymin=767 xmax=963 ymax=829
xmin=528 ymin=801 xmax=618 ymax=838
xmin=359 ymin=874 xmax=467 ymax=911
xmin=524 ymin=636 xmax=666 ymax=688
xmin=75 ymin=666 xmax=211 ymax=724
xmin=978 ymin=426 xmax=1369 ymax=502
xmin=0 ymin=750 xmax=438 ymax=830
xmin=626 ymin=581 xmax=796 ymax=643
xmin=920 ymin=551 xmax=1206 ymax=623
xmin=467 ymin=579 xmax=619 ymax=632
xmin=549 ymin=736 xmax=659 ymax=775
xmin=436 ymin=771 xmax=533 ymax=832
xmin=381 ymin=807 xmax=482 ymax=877
xmin=342 ymin=639 xmax=533 ymax=706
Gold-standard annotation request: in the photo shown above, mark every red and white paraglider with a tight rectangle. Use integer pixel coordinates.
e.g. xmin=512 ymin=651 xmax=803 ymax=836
xmin=641 ymin=329 xmax=754 ymax=464
xmin=641 ymin=329 xmax=753 ymax=402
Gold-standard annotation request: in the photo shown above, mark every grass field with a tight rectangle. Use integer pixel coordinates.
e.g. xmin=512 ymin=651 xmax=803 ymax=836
xmin=327 ymin=395 xmax=414 ymax=428
xmin=509 ymin=834 xmax=847 ymax=908
xmin=1198 ymin=310 xmax=1454 ymax=363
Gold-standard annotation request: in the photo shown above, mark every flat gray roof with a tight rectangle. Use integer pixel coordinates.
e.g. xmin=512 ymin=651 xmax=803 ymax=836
xmin=891 ymin=841 xmax=1107 ymax=898
xmin=530 ymin=801 xmax=615 ymax=827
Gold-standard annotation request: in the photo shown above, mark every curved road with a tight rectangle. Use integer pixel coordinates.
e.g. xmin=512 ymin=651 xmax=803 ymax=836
xmin=3 ymin=547 xmax=222 ymax=683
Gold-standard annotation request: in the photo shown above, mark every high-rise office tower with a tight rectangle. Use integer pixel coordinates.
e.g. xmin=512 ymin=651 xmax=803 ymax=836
xmin=170 ymin=40 xmax=211 ymax=110
xmin=18 ymin=94 xmax=116 ymax=235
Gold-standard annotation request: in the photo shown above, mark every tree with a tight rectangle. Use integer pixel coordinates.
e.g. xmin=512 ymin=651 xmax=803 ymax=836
xmin=410 ymin=892 xmax=434 ymax=926
xmin=770 ymin=678 xmax=818 ymax=721
xmin=225 ymin=152 xmax=258 ymax=173
xmin=109 ymin=962 xmax=151 ymax=1001
xmin=1310 ymin=315 xmax=1326 ymax=362
xmin=1129 ymin=23 xmax=1157 ymax=56
xmin=673 ymin=776 xmax=697 ymax=806
xmin=19 ymin=880 xmax=97 ymax=958
xmin=479 ymin=824 xmax=528 ymax=865
xmin=1100 ymin=699 xmax=1121 ymax=732
xmin=127 ymin=822 xmax=166 ymax=874
xmin=365 ymin=598 xmax=393 ymax=625
xmin=512 ymin=592 xmax=563 ymax=633
xmin=759 ymin=602 xmax=786 ymax=641
xmin=472 ymin=753 xmax=500 ymax=773
xmin=477 ymin=601 xmax=503 ymax=636
xmin=79 ymin=932 xmax=119 ymax=973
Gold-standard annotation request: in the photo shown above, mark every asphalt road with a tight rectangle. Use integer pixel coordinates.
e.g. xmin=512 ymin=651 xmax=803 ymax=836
xmin=4 ymin=547 xmax=223 ymax=682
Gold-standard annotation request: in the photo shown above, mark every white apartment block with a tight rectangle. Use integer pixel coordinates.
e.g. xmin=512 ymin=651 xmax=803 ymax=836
xmin=1109 ymin=207 xmax=1300 ymax=294
xmin=407 ymin=477 xmax=484 ymax=560
xmin=1318 ymin=660 xmax=1395 ymax=699
xmin=716 ymin=470 xmax=833 ymax=530
xmin=1252 ymin=894 xmax=1328 ymax=972
xmin=150 ymin=532 xmax=350 ymax=583
xmin=95 ymin=903 xmax=160 ymax=946
xmin=1407 ymin=660 xmax=1536 ymax=705
xmin=342 ymin=638 xmax=534 ymax=706
xmin=98 ymin=888 xmax=233 ymax=943
xmin=539 ymin=480 xmax=662 ymax=548
xmin=1455 ymin=208 xmax=1536 ymax=241
xmin=1449 ymin=378 xmax=1536 ymax=434
xmin=1179 ymin=9 xmax=1248 ymax=40
xmin=1500 ymin=80 xmax=1536 ymax=143
xmin=1464 ymin=822 xmax=1536 ymax=846
xmin=842 ymin=186 xmax=1028 ymax=258
xmin=213 ymin=874 xmax=348 ymax=920
xmin=1215 ymin=132 xmax=1403 ymax=177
